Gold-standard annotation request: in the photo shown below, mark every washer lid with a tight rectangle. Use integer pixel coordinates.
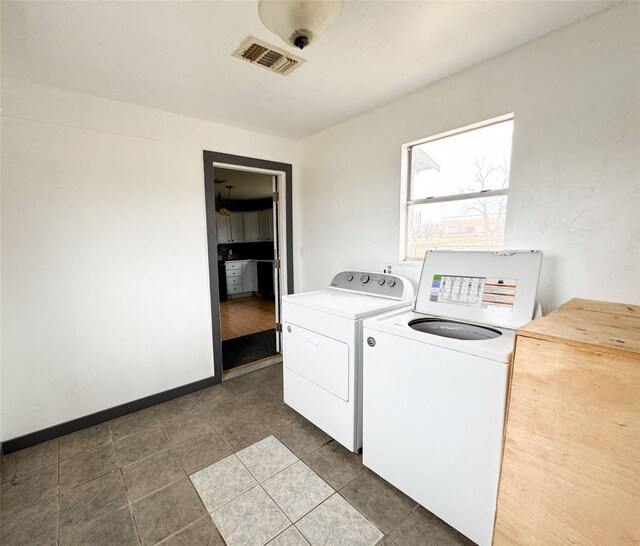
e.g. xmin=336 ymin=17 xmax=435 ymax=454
xmin=415 ymin=250 xmax=543 ymax=329
xmin=282 ymin=289 xmax=412 ymax=320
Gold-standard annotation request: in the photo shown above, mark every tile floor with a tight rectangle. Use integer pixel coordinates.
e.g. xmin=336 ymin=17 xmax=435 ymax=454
xmin=0 ymin=362 xmax=474 ymax=546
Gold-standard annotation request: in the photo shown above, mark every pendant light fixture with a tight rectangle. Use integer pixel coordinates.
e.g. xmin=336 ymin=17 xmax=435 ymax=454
xmin=215 ymin=181 xmax=234 ymax=217
xmin=258 ymin=0 xmax=344 ymax=50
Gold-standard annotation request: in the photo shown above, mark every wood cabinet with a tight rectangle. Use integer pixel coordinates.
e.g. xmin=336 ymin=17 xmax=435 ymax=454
xmin=494 ymin=299 xmax=640 ymax=546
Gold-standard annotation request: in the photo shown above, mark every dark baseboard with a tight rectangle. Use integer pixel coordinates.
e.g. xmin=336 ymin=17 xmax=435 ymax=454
xmin=2 ymin=375 xmax=220 ymax=455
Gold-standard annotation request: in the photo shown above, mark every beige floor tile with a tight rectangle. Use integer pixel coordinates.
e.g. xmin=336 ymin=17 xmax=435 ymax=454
xmin=212 ymin=486 xmax=290 ymax=546
xmin=236 ymin=435 xmax=298 ymax=482
xmin=267 ymin=526 xmax=310 ymax=546
xmin=297 ymin=494 xmax=383 ymax=546
xmin=263 ymin=461 xmax=333 ymax=522
xmin=190 ymin=454 xmax=257 ymax=513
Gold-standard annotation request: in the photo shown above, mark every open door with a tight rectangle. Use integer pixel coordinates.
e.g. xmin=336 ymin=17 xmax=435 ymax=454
xmin=272 ymin=174 xmax=282 ymax=353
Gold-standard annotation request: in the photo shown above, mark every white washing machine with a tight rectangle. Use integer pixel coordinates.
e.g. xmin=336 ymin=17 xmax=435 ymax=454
xmin=362 ymin=250 xmax=543 ymax=546
xmin=282 ymin=271 xmax=414 ymax=452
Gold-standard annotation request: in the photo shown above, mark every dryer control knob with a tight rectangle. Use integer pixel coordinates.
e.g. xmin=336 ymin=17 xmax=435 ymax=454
xmin=387 ymin=279 xmax=396 ymax=287
xmin=346 ymin=274 xmax=353 ymax=281
xmin=367 ymin=337 xmax=376 ymax=347
xmin=377 ymin=278 xmax=385 ymax=286
xmin=360 ymin=274 xmax=370 ymax=284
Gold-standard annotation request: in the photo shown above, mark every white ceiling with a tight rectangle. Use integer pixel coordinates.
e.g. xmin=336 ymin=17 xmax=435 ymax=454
xmin=1 ymin=1 xmax=615 ymax=139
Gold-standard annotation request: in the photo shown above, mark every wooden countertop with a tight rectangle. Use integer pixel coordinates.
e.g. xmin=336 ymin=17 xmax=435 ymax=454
xmin=517 ymin=298 xmax=640 ymax=359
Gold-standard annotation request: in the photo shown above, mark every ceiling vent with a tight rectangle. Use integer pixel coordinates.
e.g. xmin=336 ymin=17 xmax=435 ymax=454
xmin=232 ymin=36 xmax=305 ymax=76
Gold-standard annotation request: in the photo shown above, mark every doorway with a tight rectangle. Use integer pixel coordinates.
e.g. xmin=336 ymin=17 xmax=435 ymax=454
xmin=216 ymin=167 xmax=277 ymax=370
xmin=203 ymin=151 xmax=293 ymax=382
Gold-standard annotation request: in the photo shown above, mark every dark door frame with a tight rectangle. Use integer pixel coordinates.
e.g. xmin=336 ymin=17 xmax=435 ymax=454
xmin=203 ymin=150 xmax=293 ymax=383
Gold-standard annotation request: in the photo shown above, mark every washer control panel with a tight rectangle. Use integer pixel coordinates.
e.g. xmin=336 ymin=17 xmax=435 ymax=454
xmin=329 ymin=271 xmax=412 ymax=300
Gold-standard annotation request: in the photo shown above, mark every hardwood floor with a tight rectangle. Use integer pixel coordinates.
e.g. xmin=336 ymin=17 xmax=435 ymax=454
xmin=220 ymin=296 xmax=276 ymax=341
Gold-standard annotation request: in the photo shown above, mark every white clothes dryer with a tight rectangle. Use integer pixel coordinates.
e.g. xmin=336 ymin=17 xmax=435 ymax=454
xmin=362 ymin=250 xmax=543 ymax=546
xmin=282 ymin=271 xmax=414 ymax=452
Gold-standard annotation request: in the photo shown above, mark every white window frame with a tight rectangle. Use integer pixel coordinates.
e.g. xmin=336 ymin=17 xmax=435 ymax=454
xmin=399 ymin=113 xmax=514 ymax=263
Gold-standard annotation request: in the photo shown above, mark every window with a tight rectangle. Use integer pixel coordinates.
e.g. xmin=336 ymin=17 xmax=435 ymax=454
xmin=401 ymin=115 xmax=514 ymax=261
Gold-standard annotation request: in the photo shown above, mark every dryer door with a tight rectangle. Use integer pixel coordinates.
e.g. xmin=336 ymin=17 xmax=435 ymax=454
xmin=283 ymin=323 xmax=349 ymax=401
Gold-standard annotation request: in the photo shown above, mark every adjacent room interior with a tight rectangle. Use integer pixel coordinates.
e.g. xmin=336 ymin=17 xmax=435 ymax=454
xmin=212 ymin=167 xmax=280 ymax=372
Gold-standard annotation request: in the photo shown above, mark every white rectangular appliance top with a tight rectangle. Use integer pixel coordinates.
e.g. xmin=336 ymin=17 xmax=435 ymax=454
xmin=282 ymin=290 xmax=412 ymax=320
xmin=415 ymin=250 xmax=543 ymax=330
xmin=364 ymin=308 xmax=516 ymax=363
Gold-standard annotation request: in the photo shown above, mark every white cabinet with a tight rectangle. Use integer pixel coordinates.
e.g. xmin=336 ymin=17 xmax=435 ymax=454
xmin=225 ymin=260 xmax=257 ymax=296
xmin=229 ymin=212 xmax=244 ymax=242
xmin=242 ymin=261 xmax=257 ymax=292
xmin=225 ymin=261 xmax=244 ymax=296
xmin=218 ymin=210 xmax=272 ymax=244
xmin=259 ymin=208 xmax=274 ymax=241
xmin=243 ymin=211 xmax=261 ymax=242
xmin=227 ymin=277 xmax=243 ymax=296
xmin=216 ymin=213 xmax=231 ymax=243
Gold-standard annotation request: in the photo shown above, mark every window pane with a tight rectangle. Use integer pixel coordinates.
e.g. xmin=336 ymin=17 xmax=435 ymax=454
xmin=406 ymin=195 xmax=507 ymax=258
xmin=410 ymin=120 xmax=513 ymax=200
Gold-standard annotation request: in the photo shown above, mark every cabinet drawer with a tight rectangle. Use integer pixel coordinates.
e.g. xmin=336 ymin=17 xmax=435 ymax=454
xmin=226 ymin=276 xmax=242 ymax=287
xmin=226 ymin=269 xmax=242 ymax=278
xmin=225 ymin=262 xmax=243 ymax=271
xmin=228 ymin=285 xmax=243 ymax=294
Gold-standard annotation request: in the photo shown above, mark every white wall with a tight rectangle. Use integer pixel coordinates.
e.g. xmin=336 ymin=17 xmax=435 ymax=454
xmin=296 ymin=3 xmax=640 ymax=309
xmin=0 ymin=78 xmax=296 ymax=441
